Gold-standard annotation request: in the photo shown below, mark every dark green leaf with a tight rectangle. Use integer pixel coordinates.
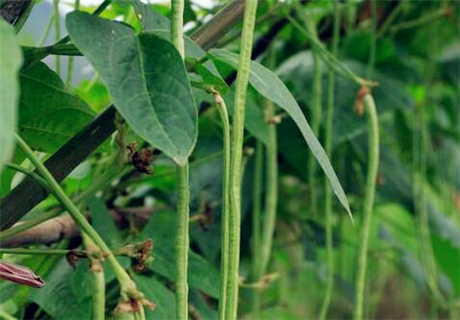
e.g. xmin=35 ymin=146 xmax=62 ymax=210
xmin=66 ymin=12 xmax=197 ymax=165
xmin=138 ymin=209 xmax=221 ymax=298
xmin=0 ymin=19 xmax=22 ymax=172
xmin=133 ymin=274 xmax=176 ymax=320
xmin=131 ymin=0 xmax=225 ymax=87
xmin=88 ymin=197 xmax=123 ymax=249
xmin=224 ymin=88 xmax=269 ymax=145
xmin=30 ymin=258 xmax=91 ymax=320
xmin=18 ymin=62 xmax=94 ymax=152
xmin=208 ymin=48 xmax=352 ymax=218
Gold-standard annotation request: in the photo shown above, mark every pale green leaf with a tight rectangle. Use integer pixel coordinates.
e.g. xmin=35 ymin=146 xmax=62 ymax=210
xmin=0 ymin=18 xmax=22 ymax=172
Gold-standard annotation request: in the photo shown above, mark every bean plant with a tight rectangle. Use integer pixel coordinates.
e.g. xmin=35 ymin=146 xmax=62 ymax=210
xmin=0 ymin=1 xmax=459 ymax=320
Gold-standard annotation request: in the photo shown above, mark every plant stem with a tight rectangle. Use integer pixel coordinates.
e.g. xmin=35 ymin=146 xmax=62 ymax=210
xmin=214 ymin=90 xmax=231 ymax=320
xmin=175 ymin=164 xmax=190 ymax=320
xmin=366 ymin=0 xmax=377 ymax=79
xmin=171 ymin=0 xmax=185 ymax=58
xmin=171 ymin=1 xmax=190 ymax=319
xmin=353 ymin=93 xmax=379 ymax=320
xmin=286 ymin=15 xmax=377 ymax=88
xmin=388 ymin=7 xmax=449 ymax=34
xmin=304 ymin=17 xmax=322 ymax=218
xmin=226 ymin=1 xmax=258 ymax=319
xmin=5 ymin=163 xmax=49 ymax=190
xmin=38 ymin=11 xmax=54 ymax=46
xmin=82 ymin=233 xmax=105 ymax=320
xmin=0 ymin=207 xmax=62 ymax=241
xmin=52 ymin=0 xmax=60 ymax=74
xmin=0 ymin=310 xmax=18 ymax=320
xmin=319 ymin=3 xmax=340 ymax=320
xmin=377 ymin=1 xmax=406 ymax=38
xmin=251 ymin=141 xmax=263 ymax=319
xmin=45 ymin=0 xmax=112 ymax=51
xmin=14 ymin=134 xmax=139 ymax=304
xmin=0 ymin=248 xmax=75 ymax=255
xmin=66 ymin=0 xmax=80 ymax=85
xmin=257 ymin=49 xmax=278 ymax=285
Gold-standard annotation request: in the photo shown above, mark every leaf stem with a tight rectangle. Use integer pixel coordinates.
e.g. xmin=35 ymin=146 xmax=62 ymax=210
xmin=226 ymin=0 xmax=259 ymax=319
xmin=353 ymin=93 xmax=379 ymax=320
xmin=319 ymin=3 xmax=340 ymax=320
xmin=14 ymin=133 xmax=140 ymax=305
xmin=4 ymin=163 xmax=49 ymax=190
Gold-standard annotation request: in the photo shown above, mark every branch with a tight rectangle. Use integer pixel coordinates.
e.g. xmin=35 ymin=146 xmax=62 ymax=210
xmin=0 ymin=207 xmax=155 ymax=248
xmin=0 ymin=0 xmax=32 ymax=25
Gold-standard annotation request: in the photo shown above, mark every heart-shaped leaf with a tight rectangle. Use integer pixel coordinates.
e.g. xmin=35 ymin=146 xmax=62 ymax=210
xmin=66 ymin=12 xmax=197 ymax=165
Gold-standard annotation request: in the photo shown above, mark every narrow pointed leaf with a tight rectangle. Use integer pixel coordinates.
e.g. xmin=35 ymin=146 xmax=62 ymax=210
xmin=209 ymin=48 xmax=352 ymax=219
xmin=66 ymin=12 xmax=197 ymax=165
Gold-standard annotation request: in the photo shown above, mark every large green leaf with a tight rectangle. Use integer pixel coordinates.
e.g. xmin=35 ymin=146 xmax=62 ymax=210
xmin=30 ymin=258 xmax=91 ymax=320
xmin=131 ymin=0 xmax=226 ymax=90
xmin=18 ymin=62 xmax=94 ymax=152
xmin=133 ymin=274 xmax=176 ymax=320
xmin=208 ymin=48 xmax=352 ymax=218
xmin=224 ymin=88 xmax=270 ymax=145
xmin=276 ymin=51 xmax=412 ymax=146
xmin=66 ymin=12 xmax=197 ymax=165
xmin=87 ymin=197 xmax=123 ymax=249
xmin=0 ymin=18 xmax=22 ymax=172
xmin=138 ymin=209 xmax=221 ymax=298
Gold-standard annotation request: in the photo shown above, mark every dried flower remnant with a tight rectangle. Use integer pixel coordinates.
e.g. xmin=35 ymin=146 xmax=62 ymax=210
xmin=0 ymin=260 xmax=45 ymax=288
xmin=127 ymin=142 xmax=154 ymax=174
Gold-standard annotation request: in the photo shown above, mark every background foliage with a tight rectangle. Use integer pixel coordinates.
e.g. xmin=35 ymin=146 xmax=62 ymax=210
xmin=0 ymin=0 xmax=459 ymax=319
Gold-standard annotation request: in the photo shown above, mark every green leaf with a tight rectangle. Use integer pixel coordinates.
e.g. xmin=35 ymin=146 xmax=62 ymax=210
xmin=0 ymin=18 xmax=22 ymax=172
xmin=137 ymin=209 xmax=221 ymax=298
xmin=133 ymin=274 xmax=176 ymax=320
xmin=30 ymin=258 xmax=91 ymax=320
xmin=131 ymin=0 xmax=226 ymax=89
xmin=276 ymin=52 xmax=412 ymax=146
xmin=208 ymin=48 xmax=352 ymax=219
xmin=224 ymin=88 xmax=270 ymax=145
xmin=431 ymin=234 xmax=460 ymax=296
xmin=66 ymin=12 xmax=197 ymax=165
xmin=87 ymin=197 xmax=123 ymax=249
xmin=18 ymin=62 xmax=94 ymax=152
